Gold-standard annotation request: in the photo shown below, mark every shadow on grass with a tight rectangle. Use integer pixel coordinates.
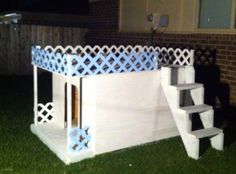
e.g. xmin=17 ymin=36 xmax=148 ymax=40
xmin=198 ymin=106 xmax=236 ymax=156
xmin=193 ymin=47 xmax=236 ymax=153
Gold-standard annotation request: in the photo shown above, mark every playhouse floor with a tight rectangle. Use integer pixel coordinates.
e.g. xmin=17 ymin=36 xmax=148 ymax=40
xmin=31 ymin=123 xmax=94 ymax=164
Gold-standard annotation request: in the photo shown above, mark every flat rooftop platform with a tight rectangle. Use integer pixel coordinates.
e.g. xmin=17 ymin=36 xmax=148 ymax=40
xmin=31 ymin=123 xmax=94 ymax=165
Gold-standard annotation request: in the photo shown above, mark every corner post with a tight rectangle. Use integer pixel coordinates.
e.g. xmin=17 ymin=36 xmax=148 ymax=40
xmin=33 ymin=65 xmax=38 ymax=125
xmin=66 ymin=54 xmax=73 ymax=153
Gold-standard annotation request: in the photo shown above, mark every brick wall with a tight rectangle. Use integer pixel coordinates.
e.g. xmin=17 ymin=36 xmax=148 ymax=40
xmin=86 ymin=0 xmax=236 ymax=106
xmin=89 ymin=0 xmax=119 ymax=32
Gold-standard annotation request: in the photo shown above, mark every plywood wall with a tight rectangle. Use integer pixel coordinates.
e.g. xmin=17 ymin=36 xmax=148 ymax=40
xmin=82 ymin=71 xmax=179 ymax=154
xmin=0 ymin=25 xmax=87 ymax=75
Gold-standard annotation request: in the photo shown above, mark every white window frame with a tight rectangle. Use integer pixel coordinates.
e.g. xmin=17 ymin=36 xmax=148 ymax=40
xmin=195 ymin=0 xmax=236 ymax=34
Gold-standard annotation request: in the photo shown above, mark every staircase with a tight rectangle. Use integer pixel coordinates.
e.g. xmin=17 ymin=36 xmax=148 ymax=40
xmin=161 ymin=65 xmax=224 ymax=159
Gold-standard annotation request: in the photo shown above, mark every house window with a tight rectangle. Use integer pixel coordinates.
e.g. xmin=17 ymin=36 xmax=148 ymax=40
xmin=198 ymin=0 xmax=233 ymax=29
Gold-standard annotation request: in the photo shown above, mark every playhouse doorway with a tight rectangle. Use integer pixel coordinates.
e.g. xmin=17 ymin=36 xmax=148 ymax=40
xmin=65 ymin=84 xmax=80 ymax=127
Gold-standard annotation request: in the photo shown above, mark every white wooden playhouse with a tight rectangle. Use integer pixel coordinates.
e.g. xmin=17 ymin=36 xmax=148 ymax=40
xmin=31 ymin=45 xmax=224 ymax=164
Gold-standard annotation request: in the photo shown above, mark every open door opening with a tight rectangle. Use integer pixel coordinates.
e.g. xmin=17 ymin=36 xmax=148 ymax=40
xmin=65 ymin=84 xmax=80 ymax=128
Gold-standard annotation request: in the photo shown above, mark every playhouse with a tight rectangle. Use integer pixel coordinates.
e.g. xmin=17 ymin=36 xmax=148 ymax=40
xmin=31 ymin=45 xmax=224 ymax=164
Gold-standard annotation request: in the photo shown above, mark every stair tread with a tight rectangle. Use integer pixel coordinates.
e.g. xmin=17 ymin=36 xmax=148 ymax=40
xmin=180 ymin=104 xmax=212 ymax=114
xmin=172 ymin=83 xmax=203 ymax=90
xmin=190 ymin=127 xmax=223 ymax=139
xmin=165 ymin=65 xmax=185 ymax=68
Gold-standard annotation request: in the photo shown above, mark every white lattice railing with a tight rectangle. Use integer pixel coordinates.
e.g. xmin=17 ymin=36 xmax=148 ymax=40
xmin=37 ymin=102 xmax=54 ymax=124
xmin=32 ymin=45 xmax=194 ymax=77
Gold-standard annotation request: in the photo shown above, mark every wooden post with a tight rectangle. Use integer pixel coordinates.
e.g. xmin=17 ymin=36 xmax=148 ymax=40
xmin=33 ymin=65 xmax=38 ymax=125
xmin=79 ymin=78 xmax=82 ymax=128
xmin=66 ymin=79 xmax=72 ymax=153
xmin=67 ymin=80 xmax=72 ymax=130
xmin=190 ymin=50 xmax=195 ymax=66
xmin=67 ymin=55 xmax=73 ymax=152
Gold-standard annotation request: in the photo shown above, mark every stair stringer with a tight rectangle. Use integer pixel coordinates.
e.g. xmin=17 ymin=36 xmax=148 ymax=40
xmin=161 ymin=84 xmax=201 ymax=159
xmin=161 ymin=66 xmax=224 ymax=159
xmin=161 ymin=66 xmax=200 ymax=159
xmin=186 ymin=66 xmax=224 ymax=151
xmin=191 ymin=85 xmax=224 ymax=151
xmin=185 ymin=66 xmax=216 ymax=130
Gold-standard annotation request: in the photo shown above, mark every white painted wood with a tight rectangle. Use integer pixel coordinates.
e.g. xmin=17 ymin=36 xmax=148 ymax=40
xmin=66 ymin=80 xmax=72 ymax=130
xmin=189 ymin=50 xmax=195 ymax=66
xmin=52 ymin=74 xmax=81 ymax=128
xmin=161 ymin=67 xmax=172 ymax=86
xmin=161 ymin=65 xmax=224 ymax=160
xmin=33 ymin=65 xmax=38 ymax=125
xmin=191 ymin=87 xmax=205 ymax=105
xmin=52 ymin=74 xmax=66 ymax=128
xmin=184 ymin=65 xmax=195 ymax=83
xmin=77 ymin=79 xmax=81 ymax=128
xmin=161 ymin=67 xmax=202 ymax=159
xmin=53 ymin=72 xmax=174 ymax=156
xmin=173 ymin=83 xmax=203 ymax=90
xmin=66 ymin=76 xmax=73 ymax=153
xmin=199 ymin=109 xmax=214 ymax=128
xmin=81 ymin=76 xmax=97 ymax=154
xmin=170 ymin=66 xmax=185 ymax=85
xmin=179 ymin=104 xmax=212 ymax=114
xmin=31 ymin=123 xmax=94 ymax=165
xmin=82 ymin=71 xmax=179 ymax=155
xmin=190 ymin=86 xmax=215 ymax=128
xmin=168 ymin=65 xmax=185 ymax=68
xmin=185 ymin=136 xmax=200 ymax=160
xmin=190 ymin=127 xmax=223 ymax=139
xmin=210 ymin=133 xmax=224 ymax=151
xmin=39 ymin=49 xmax=222 ymax=162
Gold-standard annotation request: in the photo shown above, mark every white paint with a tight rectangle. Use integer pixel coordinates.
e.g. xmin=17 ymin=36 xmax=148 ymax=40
xmin=161 ymin=64 xmax=224 ymax=159
xmin=82 ymin=71 xmax=179 ymax=154
xmin=190 ymin=127 xmax=222 ymax=139
xmin=66 ymin=81 xmax=72 ymax=130
xmin=32 ymin=45 xmax=224 ymax=163
xmin=52 ymin=74 xmax=66 ymax=128
xmin=31 ymin=123 xmax=94 ymax=165
xmin=33 ymin=70 xmax=179 ymax=164
xmin=33 ymin=65 xmax=38 ymax=125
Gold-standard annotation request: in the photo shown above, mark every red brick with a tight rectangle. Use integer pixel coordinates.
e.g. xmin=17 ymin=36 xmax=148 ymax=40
xmin=86 ymin=0 xmax=236 ymax=104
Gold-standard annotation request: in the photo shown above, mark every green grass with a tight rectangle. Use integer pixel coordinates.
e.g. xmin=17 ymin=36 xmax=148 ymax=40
xmin=0 ymin=76 xmax=236 ymax=174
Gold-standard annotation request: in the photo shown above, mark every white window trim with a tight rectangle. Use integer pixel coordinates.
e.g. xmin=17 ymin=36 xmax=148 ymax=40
xmin=118 ymin=0 xmax=236 ymax=34
xmin=194 ymin=0 xmax=236 ymax=34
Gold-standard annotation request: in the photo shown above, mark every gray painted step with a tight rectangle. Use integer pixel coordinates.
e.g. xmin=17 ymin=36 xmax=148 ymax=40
xmin=165 ymin=65 xmax=185 ymax=68
xmin=180 ymin=104 xmax=212 ymax=114
xmin=172 ymin=83 xmax=203 ymax=90
xmin=190 ymin=127 xmax=223 ymax=139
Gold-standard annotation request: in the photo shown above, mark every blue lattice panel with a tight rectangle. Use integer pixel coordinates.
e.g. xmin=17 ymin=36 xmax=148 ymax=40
xmin=32 ymin=45 xmax=194 ymax=77
xmin=68 ymin=51 xmax=158 ymax=76
xmin=68 ymin=127 xmax=91 ymax=152
xmin=32 ymin=47 xmax=69 ymax=76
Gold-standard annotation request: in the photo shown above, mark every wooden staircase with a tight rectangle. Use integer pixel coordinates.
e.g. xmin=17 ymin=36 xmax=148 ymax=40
xmin=161 ymin=65 xmax=224 ymax=159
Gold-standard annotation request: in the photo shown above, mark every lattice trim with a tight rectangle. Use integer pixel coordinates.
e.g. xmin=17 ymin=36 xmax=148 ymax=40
xmin=32 ymin=47 xmax=68 ymax=75
xmin=37 ymin=103 xmax=54 ymax=124
xmin=68 ymin=126 xmax=91 ymax=152
xmin=32 ymin=45 xmax=194 ymax=77
xmin=194 ymin=48 xmax=216 ymax=65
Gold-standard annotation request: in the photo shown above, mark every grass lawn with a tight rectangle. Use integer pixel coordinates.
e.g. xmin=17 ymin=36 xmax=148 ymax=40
xmin=0 ymin=76 xmax=236 ymax=174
